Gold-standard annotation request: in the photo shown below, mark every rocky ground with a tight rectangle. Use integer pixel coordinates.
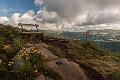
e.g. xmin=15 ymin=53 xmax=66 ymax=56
xmin=13 ymin=43 xmax=88 ymax=80
xmin=1 ymin=24 xmax=120 ymax=80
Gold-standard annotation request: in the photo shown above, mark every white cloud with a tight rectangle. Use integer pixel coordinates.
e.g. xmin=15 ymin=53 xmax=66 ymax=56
xmin=34 ymin=0 xmax=41 ymax=6
xmin=1 ymin=0 xmax=120 ymax=31
xmin=9 ymin=13 xmax=20 ymax=26
xmin=0 ymin=16 xmax=9 ymax=24
xmin=20 ymin=10 xmax=36 ymax=24
xmin=34 ymin=0 xmax=45 ymax=11
xmin=36 ymin=11 xmax=60 ymax=23
xmin=34 ymin=0 xmax=120 ymax=30
xmin=0 ymin=10 xmax=60 ymax=30
xmin=4 ymin=10 xmax=36 ymax=26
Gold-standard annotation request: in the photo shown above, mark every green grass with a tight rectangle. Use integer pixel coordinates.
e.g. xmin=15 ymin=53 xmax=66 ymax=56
xmin=107 ymin=72 xmax=120 ymax=80
xmin=41 ymin=66 xmax=63 ymax=80
xmin=16 ymin=61 xmax=35 ymax=80
xmin=47 ymin=45 xmax=63 ymax=58
xmin=63 ymin=40 xmax=120 ymax=79
xmin=0 ymin=36 xmax=5 ymax=48
xmin=0 ymin=24 xmax=63 ymax=80
xmin=1 ymin=24 xmax=120 ymax=80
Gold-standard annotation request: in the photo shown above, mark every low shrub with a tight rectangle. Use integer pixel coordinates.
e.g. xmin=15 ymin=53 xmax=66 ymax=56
xmin=47 ymin=45 xmax=63 ymax=58
xmin=41 ymin=66 xmax=63 ymax=80
xmin=0 ymin=37 xmax=5 ymax=48
xmin=107 ymin=72 xmax=120 ymax=80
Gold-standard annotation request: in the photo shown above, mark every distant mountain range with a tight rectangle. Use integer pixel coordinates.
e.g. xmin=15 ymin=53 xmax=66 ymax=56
xmin=32 ymin=29 xmax=120 ymax=41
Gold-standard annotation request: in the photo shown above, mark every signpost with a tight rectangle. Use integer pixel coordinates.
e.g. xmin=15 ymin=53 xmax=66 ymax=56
xmin=18 ymin=23 xmax=39 ymax=33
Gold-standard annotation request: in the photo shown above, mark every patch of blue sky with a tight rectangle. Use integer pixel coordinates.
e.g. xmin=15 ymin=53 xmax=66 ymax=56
xmin=0 ymin=0 xmax=38 ymax=16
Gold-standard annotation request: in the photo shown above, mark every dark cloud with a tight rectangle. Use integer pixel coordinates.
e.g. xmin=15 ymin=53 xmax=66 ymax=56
xmin=41 ymin=0 xmax=120 ymax=25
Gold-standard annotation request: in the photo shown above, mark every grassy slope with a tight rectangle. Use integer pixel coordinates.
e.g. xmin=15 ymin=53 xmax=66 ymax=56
xmin=66 ymin=41 xmax=120 ymax=80
xmin=42 ymin=34 xmax=120 ymax=80
xmin=0 ymin=24 xmax=120 ymax=80
xmin=0 ymin=24 xmax=63 ymax=80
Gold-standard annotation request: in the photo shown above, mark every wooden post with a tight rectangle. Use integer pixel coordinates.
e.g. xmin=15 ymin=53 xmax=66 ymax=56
xmin=31 ymin=28 xmax=33 ymax=31
xmin=36 ymin=25 xmax=38 ymax=32
xmin=86 ymin=32 xmax=89 ymax=41
xmin=21 ymin=25 xmax=23 ymax=33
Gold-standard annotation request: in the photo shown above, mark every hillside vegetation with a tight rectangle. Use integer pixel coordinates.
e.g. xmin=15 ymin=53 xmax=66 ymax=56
xmin=0 ymin=24 xmax=120 ymax=80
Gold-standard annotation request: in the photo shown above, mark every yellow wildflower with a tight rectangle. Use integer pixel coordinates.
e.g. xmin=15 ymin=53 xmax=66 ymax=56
xmin=23 ymin=47 xmax=25 ymax=50
xmin=8 ymin=64 xmax=11 ymax=66
xmin=26 ymin=58 xmax=29 ymax=60
xmin=0 ymin=60 xmax=2 ymax=64
xmin=26 ymin=49 xmax=28 ymax=52
xmin=34 ymin=70 xmax=38 ymax=72
xmin=11 ymin=62 xmax=14 ymax=64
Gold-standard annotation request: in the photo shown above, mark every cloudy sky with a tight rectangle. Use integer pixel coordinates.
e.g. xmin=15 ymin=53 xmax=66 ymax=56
xmin=0 ymin=0 xmax=120 ymax=32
